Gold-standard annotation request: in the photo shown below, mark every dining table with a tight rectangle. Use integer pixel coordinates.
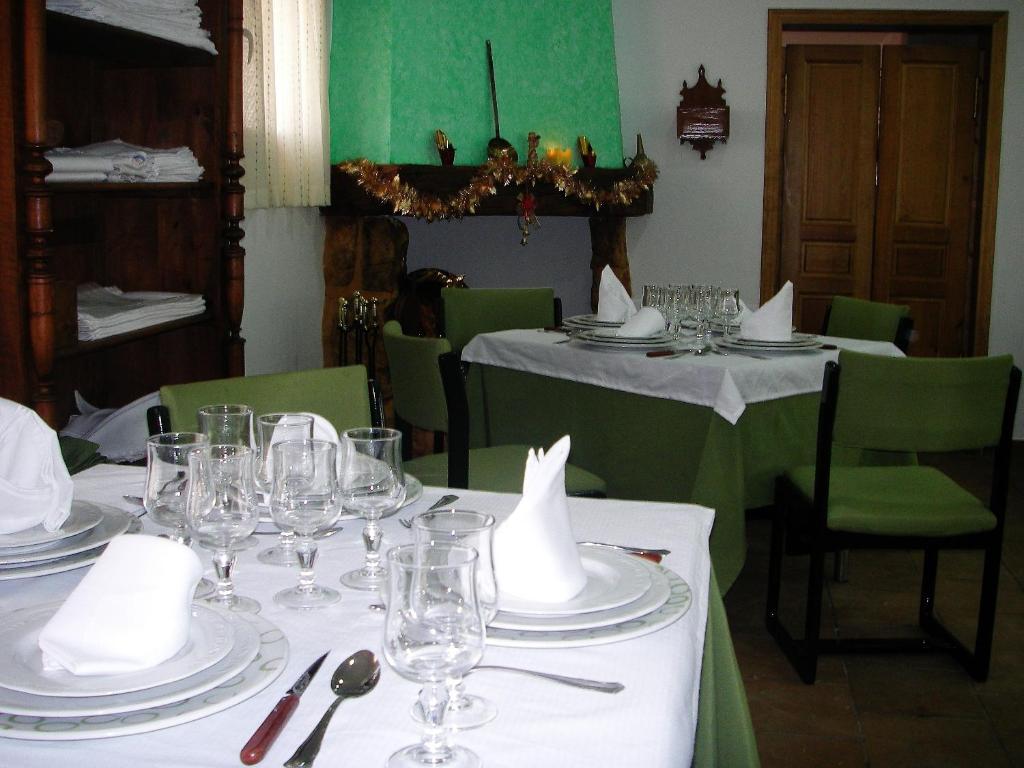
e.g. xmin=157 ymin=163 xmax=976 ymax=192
xmin=0 ymin=463 xmax=759 ymax=767
xmin=460 ymin=329 xmax=904 ymax=592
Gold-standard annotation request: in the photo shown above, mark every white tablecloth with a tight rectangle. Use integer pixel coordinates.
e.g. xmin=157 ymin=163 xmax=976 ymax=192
xmin=462 ymin=330 xmax=902 ymax=424
xmin=0 ymin=464 xmax=714 ymax=768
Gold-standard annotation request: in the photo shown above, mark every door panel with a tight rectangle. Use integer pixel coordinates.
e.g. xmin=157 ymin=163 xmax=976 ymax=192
xmin=874 ymin=46 xmax=978 ymax=356
xmin=780 ymin=46 xmax=880 ymax=332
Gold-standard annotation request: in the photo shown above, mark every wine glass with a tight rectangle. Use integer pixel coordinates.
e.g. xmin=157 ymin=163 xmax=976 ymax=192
xmin=719 ymin=288 xmax=741 ymax=337
xmin=185 ymin=444 xmax=261 ymax=613
xmin=145 ymin=432 xmax=214 ymax=598
xmin=197 ymin=404 xmax=253 ymax=447
xmin=383 ymin=543 xmax=485 ymax=768
xmin=255 ymin=413 xmax=315 ymax=567
xmin=411 ymin=509 xmax=497 ymax=729
xmin=270 ymin=439 xmax=341 ymax=609
xmin=338 ymin=428 xmax=406 ymax=591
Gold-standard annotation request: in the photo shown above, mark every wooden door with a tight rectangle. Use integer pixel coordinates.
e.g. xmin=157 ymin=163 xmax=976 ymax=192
xmin=874 ymin=46 xmax=979 ymax=356
xmin=780 ymin=45 xmax=880 ymax=333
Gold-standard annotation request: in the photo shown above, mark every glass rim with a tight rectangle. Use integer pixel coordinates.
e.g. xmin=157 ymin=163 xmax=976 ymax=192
xmin=147 ymin=431 xmax=208 ymax=446
xmin=343 ymin=427 xmax=402 ymax=442
xmin=197 ymin=403 xmax=253 ymax=415
xmin=257 ymin=412 xmax=315 ymax=425
xmin=411 ymin=509 xmax=495 ymax=533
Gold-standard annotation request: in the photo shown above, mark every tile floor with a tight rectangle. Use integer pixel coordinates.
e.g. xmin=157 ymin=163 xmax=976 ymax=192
xmin=723 ymin=448 xmax=1024 ymax=767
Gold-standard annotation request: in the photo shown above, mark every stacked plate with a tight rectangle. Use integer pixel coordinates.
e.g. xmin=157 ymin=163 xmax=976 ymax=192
xmin=487 ymin=545 xmax=692 ymax=648
xmin=716 ymin=332 xmax=822 ymax=354
xmin=561 ymin=314 xmax=623 ymax=331
xmin=0 ymin=501 xmax=138 ymax=581
xmin=572 ymin=328 xmax=674 ymax=351
xmin=0 ymin=603 xmax=287 ymax=740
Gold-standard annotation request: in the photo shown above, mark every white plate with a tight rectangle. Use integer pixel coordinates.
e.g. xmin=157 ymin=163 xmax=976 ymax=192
xmin=562 ymin=314 xmax=622 ymax=328
xmin=0 ymin=603 xmax=234 ymax=697
xmin=717 ymin=338 xmax=821 ymax=355
xmin=487 ymin=566 xmax=692 ymax=648
xmin=0 ymin=545 xmax=106 ymax=581
xmin=573 ymin=330 xmax=674 ymax=351
xmin=496 ymin=546 xmax=652 ymax=617
xmin=0 ymin=506 xmax=132 ymax=567
xmin=490 ymin=559 xmax=671 ymax=632
xmin=0 ymin=608 xmax=260 ymax=717
xmin=0 ymin=502 xmax=104 ymax=550
xmin=727 ymin=332 xmax=819 ymax=348
xmin=0 ymin=613 xmax=287 ymax=740
xmin=256 ymin=473 xmax=423 ymax=531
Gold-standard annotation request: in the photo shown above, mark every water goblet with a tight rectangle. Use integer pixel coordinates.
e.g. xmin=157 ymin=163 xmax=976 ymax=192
xmin=383 ymin=543 xmax=485 ymax=768
xmin=270 ymin=439 xmax=341 ymax=609
xmin=339 ymin=428 xmax=406 ymax=591
xmin=719 ymin=288 xmax=741 ymax=337
xmin=145 ymin=432 xmax=214 ymax=598
xmin=197 ymin=404 xmax=253 ymax=447
xmin=186 ymin=444 xmax=261 ymax=613
xmin=411 ymin=509 xmax=497 ymax=729
xmin=255 ymin=413 xmax=315 ymax=568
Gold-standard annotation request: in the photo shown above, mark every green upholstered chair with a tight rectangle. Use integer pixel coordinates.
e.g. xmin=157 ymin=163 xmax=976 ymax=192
xmin=766 ymin=350 xmax=1020 ymax=683
xmin=383 ymin=321 xmax=606 ymax=496
xmin=148 ymin=365 xmax=382 ymax=436
xmin=441 ymin=287 xmax=559 ymax=352
xmin=823 ymin=295 xmax=913 ymax=353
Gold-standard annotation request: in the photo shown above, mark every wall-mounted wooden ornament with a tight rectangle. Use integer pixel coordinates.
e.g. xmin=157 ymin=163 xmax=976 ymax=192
xmin=677 ymin=65 xmax=729 ymax=159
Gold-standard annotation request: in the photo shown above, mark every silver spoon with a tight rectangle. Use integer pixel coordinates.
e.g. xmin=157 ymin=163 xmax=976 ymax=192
xmin=284 ymin=650 xmax=381 ymax=768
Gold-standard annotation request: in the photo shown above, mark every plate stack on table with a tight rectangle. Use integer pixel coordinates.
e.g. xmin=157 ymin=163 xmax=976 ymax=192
xmin=715 ymin=332 xmax=822 ymax=355
xmin=0 ymin=501 xmax=138 ymax=581
xmin=0 ymin=603 xmax=287 ymax=740
xmin=487 ymin=544 xmax=692 ymax=648
xmin=572 ymin=329 xmax=675 ymax=351
xmin=561 ymin=314 xmax=623 ymax=331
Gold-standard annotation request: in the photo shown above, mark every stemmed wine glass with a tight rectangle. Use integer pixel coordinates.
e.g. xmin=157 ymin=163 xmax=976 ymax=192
xmin=338 ymin=428 xmax=406 ymax=591
xmin=383 ymin=543 xmax=485 ymax=768
xmin=270 ymin=439 xmax=341 ymax=609
xmin=145 ymin=432 xmax=215 ymax=598
xmin=411 ymin=509 xmax=497 ymax=729
xmin=719 ymin=288 xmax=741 ymax=337
xmin=255 ymin=413 xmax=315 ymax=567
xmin=185 ymin=444 xmax=261 ymax=613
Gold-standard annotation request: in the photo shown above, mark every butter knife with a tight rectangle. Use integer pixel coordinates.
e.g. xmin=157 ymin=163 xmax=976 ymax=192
xmin=239 ymin=651 xmax=329 ymax=765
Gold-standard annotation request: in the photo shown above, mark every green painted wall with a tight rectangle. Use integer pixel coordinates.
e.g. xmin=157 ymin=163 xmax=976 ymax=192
xmin=330 ymin=0 xmax=623 ymax=168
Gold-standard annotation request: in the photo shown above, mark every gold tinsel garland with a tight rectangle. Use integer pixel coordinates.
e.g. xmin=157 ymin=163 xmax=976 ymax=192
xmin=336 ymin=146 xmax=658 ymax=222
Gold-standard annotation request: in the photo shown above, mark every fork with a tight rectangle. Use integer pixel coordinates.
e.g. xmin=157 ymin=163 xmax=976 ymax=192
xmin=398 ymin=493 xmax=460 ymax=528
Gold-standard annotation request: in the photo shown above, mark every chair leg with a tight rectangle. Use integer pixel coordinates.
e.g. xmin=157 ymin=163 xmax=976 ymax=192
xmin=833 ymin=549 xmax=849 ymax=582
xmin=799 ymin=543 xmax=826 ymax=684
xmin=766 ymin=504 xmax=785 ymax=632
xmin=919 ymin=546 xmax=938 ymax=625
xmin=971 ymin=539 xmax=1002 ymax=681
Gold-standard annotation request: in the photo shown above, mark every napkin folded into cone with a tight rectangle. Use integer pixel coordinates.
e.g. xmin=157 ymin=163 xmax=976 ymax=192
xmin=0 ymin=398 xmax=74 ymax=535
xmin=38 ymin=535 xmax=203 ymax=675
xmin=596 ymin=266 xmax=638 ymax=324
xmin=492 ymin=436 xmax=587 ymax=603
xmin=739 ymin=281 xmax=794 ymax=341
xmin=616 ymin=306 xmax=665 ymax=338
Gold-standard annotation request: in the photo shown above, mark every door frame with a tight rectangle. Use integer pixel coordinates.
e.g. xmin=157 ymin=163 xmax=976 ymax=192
xmin=760 ymin=9 xmax=1008 ymax=354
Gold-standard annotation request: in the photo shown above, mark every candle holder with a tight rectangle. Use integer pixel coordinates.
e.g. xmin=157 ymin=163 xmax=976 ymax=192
xmin=439 ymin=147 xmax=456 ymax=166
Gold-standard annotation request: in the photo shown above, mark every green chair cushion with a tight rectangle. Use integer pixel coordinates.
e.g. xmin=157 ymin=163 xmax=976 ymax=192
xmin=160 ymin=366 xmax=372 ymax=436
xmin=405 ymin=445 xmax=607 ymax=496
xmin=382 ymin=320 xmax=451 ymax=433
xmin=786 ymin=465 xmax=995 ymax=537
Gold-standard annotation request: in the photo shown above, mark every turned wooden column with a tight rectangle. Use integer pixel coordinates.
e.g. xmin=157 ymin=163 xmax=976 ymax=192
xmin=222 ymin=0 xmax=246 ymax=376
xmin=588 ymin=216 xmax=632 ymax=311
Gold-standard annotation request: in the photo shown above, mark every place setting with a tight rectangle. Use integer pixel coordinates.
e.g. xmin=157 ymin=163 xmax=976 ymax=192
xmin=713 ymin=281 xmax=826 ymax=355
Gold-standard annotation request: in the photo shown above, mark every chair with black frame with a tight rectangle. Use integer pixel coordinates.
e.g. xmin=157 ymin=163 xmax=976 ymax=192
xmin=766 ymin=350 xmax=1020 ymax=683
xmin=822 ymin=295 xmax=914 ymax=353
xmin=440 ymin=286 xmax=561 ymax=353
xmin=383 ymin=320 xmax=606 ymax=496
xmin=146 ymin=365 xmax=383 ymax=436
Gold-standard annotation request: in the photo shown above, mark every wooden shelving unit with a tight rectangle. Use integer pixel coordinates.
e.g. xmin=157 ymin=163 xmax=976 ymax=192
xmin=0 ymin=1 xmax=245 ymax=428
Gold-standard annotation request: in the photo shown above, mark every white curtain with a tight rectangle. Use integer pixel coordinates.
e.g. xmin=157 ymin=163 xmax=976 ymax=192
xmin=242 ymin=0 xmax=330 ymax=208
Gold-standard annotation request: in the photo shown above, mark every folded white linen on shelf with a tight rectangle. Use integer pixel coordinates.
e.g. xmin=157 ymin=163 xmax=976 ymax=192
xmin=37 ymin=534 xmax=203 ymax=675
xmin=77 ymin=283 xmax=206 ymax=341
xmin=596 ymin=266 xmax=638 ymax=323
xmin=44 ymin=171 xmax=109 ymax=183
xmin=44 ymin=140 xmax=204 ymax=184
xmin=0 ymin=399 xmax=74 ymax=535
xmin=492 ymin=436 xmax=587 ymax=603
xmin=47 ymin=0 xmax=217 ymax=54
xmin=617 ymin=306 xmax=665 ymax=337
xmin=739 ymin=280 xmax=794 ymax=341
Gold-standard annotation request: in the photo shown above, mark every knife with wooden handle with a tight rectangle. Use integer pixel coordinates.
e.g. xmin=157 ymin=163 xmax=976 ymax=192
xmin=239 ymin=651 xmax=329 ymax=765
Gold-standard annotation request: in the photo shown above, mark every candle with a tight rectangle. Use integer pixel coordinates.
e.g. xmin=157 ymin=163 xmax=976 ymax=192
xmin=545 ymin=147 xmax=572 ymax=167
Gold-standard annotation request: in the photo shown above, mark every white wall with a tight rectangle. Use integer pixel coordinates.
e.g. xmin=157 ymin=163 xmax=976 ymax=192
xmin=242 ymin=0 xmax=1024 ymax=435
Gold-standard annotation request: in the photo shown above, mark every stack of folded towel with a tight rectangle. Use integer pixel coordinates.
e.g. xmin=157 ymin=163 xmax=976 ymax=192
xmin=45 ymin=140 xmax=204 ymax=184
xmin=77 ymin=283 xmax=206 ymax=341
xmin=47 ymin=0 xmax=217 ymax=54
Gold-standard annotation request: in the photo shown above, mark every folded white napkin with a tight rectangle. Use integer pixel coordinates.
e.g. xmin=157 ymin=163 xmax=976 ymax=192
xmin=616 ymin=307 xmax=665 ymax=338
xmin=739 ymin=281 xmax=794 ymax=341
xmin=37 ymin=535 xmax=203 ymax=675
xmin=492 ymin=436 xmax=587 ymax=603
xmin=596 ymin=266 xmax=638 ymax=323
xmin=0 ymin=398 xmax=74 ymax=535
